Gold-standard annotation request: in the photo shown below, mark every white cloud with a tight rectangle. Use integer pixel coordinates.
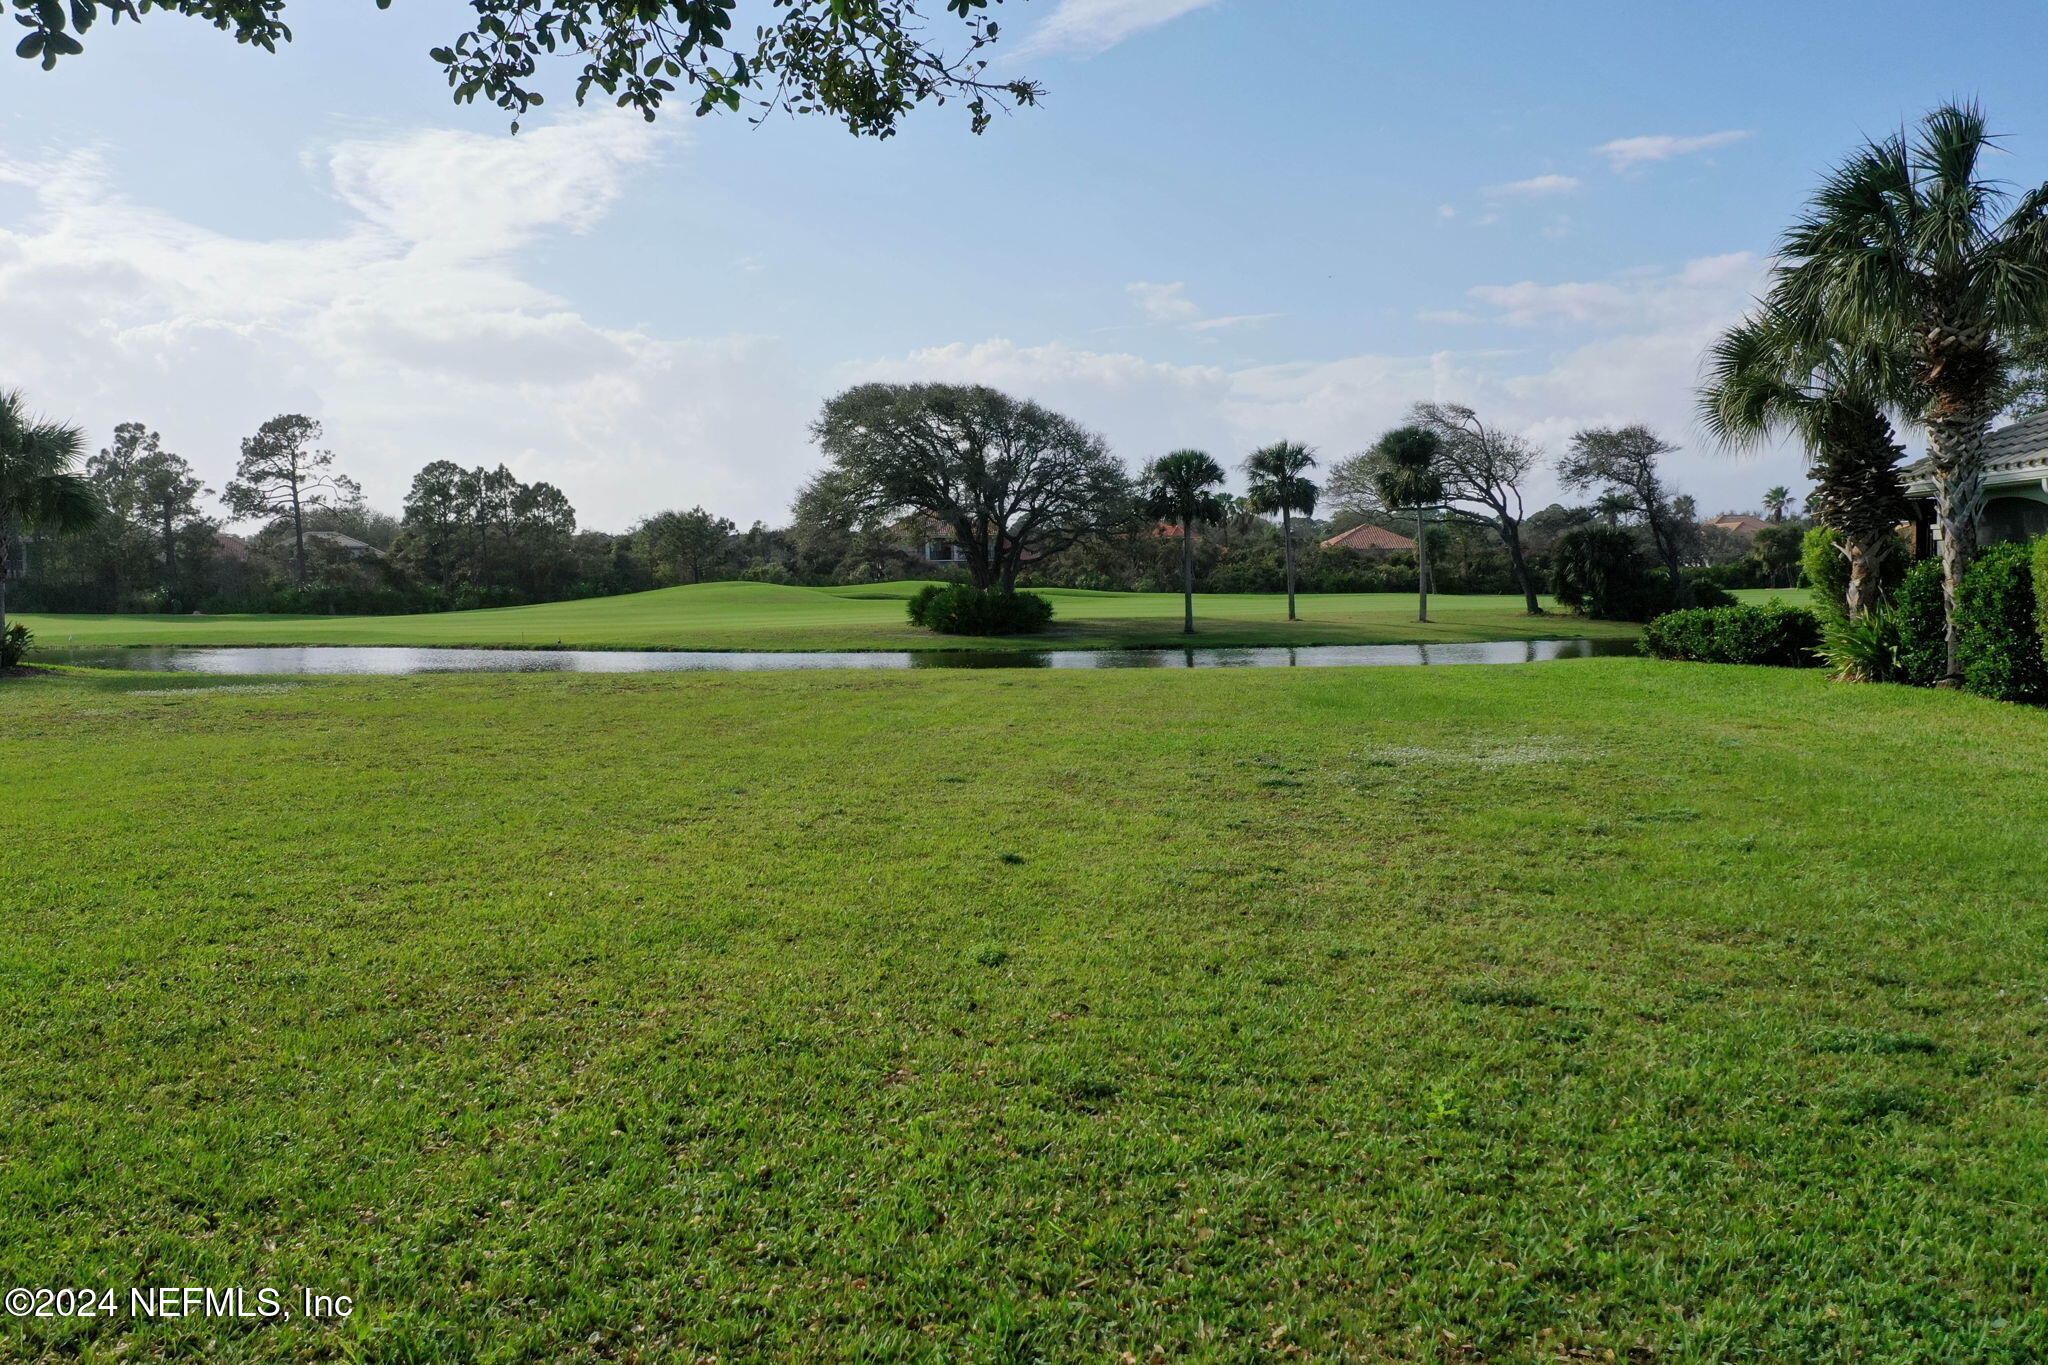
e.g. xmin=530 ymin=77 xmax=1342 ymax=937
xmin=0 ymin=116 xmax=818 ymax=530
xmin=1127 ymin=280 xmax=1202 ymax=323
xmin=1594 ymin=130 xmax=1750 ymax=172
xmin=1464 ymin=251 xmax=1765 ymax=328
xmin=1126 ymin=281 xmax=1279 ymax=338
xmin=1014 ymin=0 xmax=1224 ymax=57
xmin=1484 ymin=173 xmax=1581 ymax=198
xmin=1437 ymin=204 xmax=1458 ymax=221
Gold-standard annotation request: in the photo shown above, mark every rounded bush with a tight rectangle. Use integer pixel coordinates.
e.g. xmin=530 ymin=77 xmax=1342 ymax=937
xmin=1801 ymin=526 xmax=1850 ymax=621
xmin=1639 ymin=603 xmax=1823 ymax=667
xmin=1957 ymin=541 xmax=2048 ymax=703
xmin=1892 ymin=558 xmax=1948 ymax=687
xmin=906 ymin=584 xmax=1055 ymax=636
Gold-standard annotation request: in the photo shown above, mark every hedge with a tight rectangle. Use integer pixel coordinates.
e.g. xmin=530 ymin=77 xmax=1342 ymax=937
xmin=1956 ymin=541 xmax=2048 ymax=703
xmin=1639 ymin=603 xmax=1823 ymax=667
xmin=906 ymin=584 xmax=1055 ymax=636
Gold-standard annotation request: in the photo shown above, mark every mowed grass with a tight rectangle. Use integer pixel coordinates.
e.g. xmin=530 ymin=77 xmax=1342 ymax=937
xmin=4 ymin=659 xmax=2041 ymax=1362
xmin=18 ymin=581 xmax=1801 ymax=653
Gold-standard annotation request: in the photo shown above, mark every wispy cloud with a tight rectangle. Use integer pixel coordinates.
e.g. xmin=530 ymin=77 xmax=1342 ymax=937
xmin=1484 ymin=173 xmax=1581 ymax=199
xmin=1127 ymin=281 xmax=1278 ymax=338
xmin=1127 ymin=280 xmax=1202 ymax=323
xmin=1594 ymin=130 xmax=1750 ymax=172
xmin=1014 ymin=0 xmax=1224 ymax=57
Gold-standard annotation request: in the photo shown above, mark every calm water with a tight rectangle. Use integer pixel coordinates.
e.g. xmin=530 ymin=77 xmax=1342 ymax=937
xmin=48 ymin=639 xmax=1638 ymax=675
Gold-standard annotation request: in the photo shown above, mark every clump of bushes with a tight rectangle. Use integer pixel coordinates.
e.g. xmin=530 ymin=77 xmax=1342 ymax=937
xmin=1956 ymin=541 xmax=2048 ymax=703
xmin=0 ymin=623 xmax=30 ymax=669
xmin=1551 ymin=526 xmax=1662 ymax=620
xmin=1640 ymin=603 xmax=1822 ymax=667
xmin=906 ymin=583 xmax=1055 ymax=636
xmin=1891 ymin=559 xmax=1949 ymax=687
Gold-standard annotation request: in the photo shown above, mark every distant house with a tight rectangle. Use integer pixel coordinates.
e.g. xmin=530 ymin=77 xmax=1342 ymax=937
xmin=302 ymin=530 xmax=383 ymax=559
xmin=1706 ymin=513 xmax=1769 ymax=534
xmin=1321 ymin=523 xmax=1417 ymax=555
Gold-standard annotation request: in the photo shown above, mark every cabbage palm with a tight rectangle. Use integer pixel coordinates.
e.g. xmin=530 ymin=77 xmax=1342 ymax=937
xmin=0 ymin=390 xmax=101 ymax=651
xmin=1140 ymin=449 xmax=1227 ymax=635
xmin=1762 ymin=486 xmax=1792 ymax=522
xmin=1368 ymin=426 xmax=1444 ymax=624
xmin=1700 ymin=310 xmax=1913 ymax=618
xmin=1242 ymin=440 xmax=1319 ymax=622
xmin=1770 ymin=103 xmax=2048 ymax=676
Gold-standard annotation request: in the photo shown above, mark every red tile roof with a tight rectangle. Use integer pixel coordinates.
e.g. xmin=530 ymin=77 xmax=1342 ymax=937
xmin=1321 ymin=523 xmax=1418 ymax=553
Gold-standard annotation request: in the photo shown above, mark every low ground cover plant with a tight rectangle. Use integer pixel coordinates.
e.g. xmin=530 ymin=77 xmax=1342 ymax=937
xmin=1639 ymin=602 xmax=1821 ymax=666
xmin=906 ymin=583 xmax=1055 ymax=635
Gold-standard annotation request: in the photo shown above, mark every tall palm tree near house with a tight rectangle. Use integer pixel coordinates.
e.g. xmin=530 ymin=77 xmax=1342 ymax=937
xmin=1701 ymin=309 xmax=1914 ymax=618
xmin=1771 ymin=103 xmax=2048 ymax=679
xmin=1242 ymin=441 xmax=1319 ymax=622
xmin=1367 ymin=426 xmax=1445 ymax=624
xmin=0 ymin=390 xmax=101 ymax=655
xmin=1140 ymin=449 xmax=1227 ymax=635
xmin=1762 ymin=486 xmax=1793 ymax=522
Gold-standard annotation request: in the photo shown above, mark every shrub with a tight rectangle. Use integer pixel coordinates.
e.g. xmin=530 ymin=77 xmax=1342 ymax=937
xmin=1802 ymin=526 xmax=1849 ymax=621
xmin=1687 ymin=578 xmax=1739 ymax=610
xmin=1956 ymin=541 xmax=2048 ymax=703
xmin=1893 ymin=558 xmax=1948 ymax=687
xmin=2035 ymin=534 xmax=2048 ymax=665
xmin=1820 ymin=607 xmax=1905 ymax=682
xmin=1552 ymin=526 xmax=1666 ymax=620
xmin=739 ymin=562 xmax=795 ymax=585
xmin=906 ymin=584 xmax=1055 ymax=636
xmin=0 ymin=623 xmax=30 ymax=668
xmin=1640 ymin=603 xmax=1822 ymax=667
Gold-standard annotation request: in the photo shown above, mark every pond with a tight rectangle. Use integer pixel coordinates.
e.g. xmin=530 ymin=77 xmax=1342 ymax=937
xmin=47 ymin=638 xmax=1640 ymax=675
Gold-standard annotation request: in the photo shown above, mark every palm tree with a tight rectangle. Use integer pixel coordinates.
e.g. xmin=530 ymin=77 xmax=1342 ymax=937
xmin=1771 ymin=103 xmax=2048 ymax=679
xmin=1139 ymin=449 xmax=1227 ymax=635
xmin=1700 ymin=312 xmax=1912 ymax=618
xmin=1762 ymin=486 xmax=1792 ymax=522
xmin=0 ymin=390 xmax=101 ymax=653
xmin=1593 ymin=491 xmax=1638 ymax=526
xmin=1242 ymin=440 xmax=1319 ymax=622
xmin=1367 ymin=426 xmax=1445 ymax=624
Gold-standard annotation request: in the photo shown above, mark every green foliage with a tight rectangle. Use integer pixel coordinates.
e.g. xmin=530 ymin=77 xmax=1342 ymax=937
xmin=0 ymin=622 xmax=29 ymax=667
xmin=1820 ymin=607 xmax=1905 ymax=683
xmin=1956 ymin=542 xmax=2048 ymax=703
xmin=2035 ymin=535 xmax=2048 ymax=666
xmin=1640 ymin=603 xmax=1822 ymax=667
xmin=1550 ymin=525 xmax=1662 ymax=619
xmin=1894 ymin=559 xmax=1948 ymax=687
xmin=1801 ymin=526 xmax=1849 ymax=621
xmin=12 ymin=2 xmax=1042 ymax=138
xmin=1688 ymin=579 xmax=1739 ymax=610
xmin=905 ymin=583 xmax=1054 ymax=636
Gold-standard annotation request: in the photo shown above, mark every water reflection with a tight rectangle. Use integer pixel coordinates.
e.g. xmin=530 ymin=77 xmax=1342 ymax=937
xmin=47 ymin=637 xmax=1637 ymax=676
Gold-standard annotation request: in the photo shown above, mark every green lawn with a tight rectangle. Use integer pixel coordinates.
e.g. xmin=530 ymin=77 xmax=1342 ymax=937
xmin=15 ymin=582 xmax=1804 ymax=653
xmin=1 ymin=659 xmax=2042 ymax=1362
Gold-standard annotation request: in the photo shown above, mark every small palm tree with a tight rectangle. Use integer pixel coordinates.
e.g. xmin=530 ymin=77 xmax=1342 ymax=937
xmin=1700 ymin=310 xmax=1912 ymax=618
xmin=1593 ymin=491 xmax=1638 ymax=526
xmin=1368 ymin=426 xmax=1444 ymax=623
xmin=1772 ymin=102 xmax=2048 ymax=678
xmin=1242 ymin=440 xmax=1319 ymax=622
xmin=1140 ymin=449 xmax=1227 ymax=635
xmin=1762 ymin=486 xmax=1792 ymax=522
xmin=0 ymin=390 xmax=101 ymax=653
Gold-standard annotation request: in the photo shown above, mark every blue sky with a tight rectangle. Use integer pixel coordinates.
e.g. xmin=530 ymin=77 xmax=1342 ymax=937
xmin=5 ymin=0 xmax=2048 ymax=529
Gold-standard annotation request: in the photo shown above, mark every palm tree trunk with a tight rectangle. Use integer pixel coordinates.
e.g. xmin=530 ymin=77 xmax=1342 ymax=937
xmin=1281 ymin=507 xmax=1297 ymax=621
xmin=1415 ymin=506 xmax=1430 ymax=623
xmin=1925 ymin=392 xmax=1992 ymax=681
xmin=1181 ymin=521 xmax=1195 ymax=635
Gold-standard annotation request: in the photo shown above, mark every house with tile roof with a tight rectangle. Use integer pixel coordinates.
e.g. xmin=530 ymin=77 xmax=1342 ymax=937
xmin=1321 ymin=523 xmax=1418 ymax=554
